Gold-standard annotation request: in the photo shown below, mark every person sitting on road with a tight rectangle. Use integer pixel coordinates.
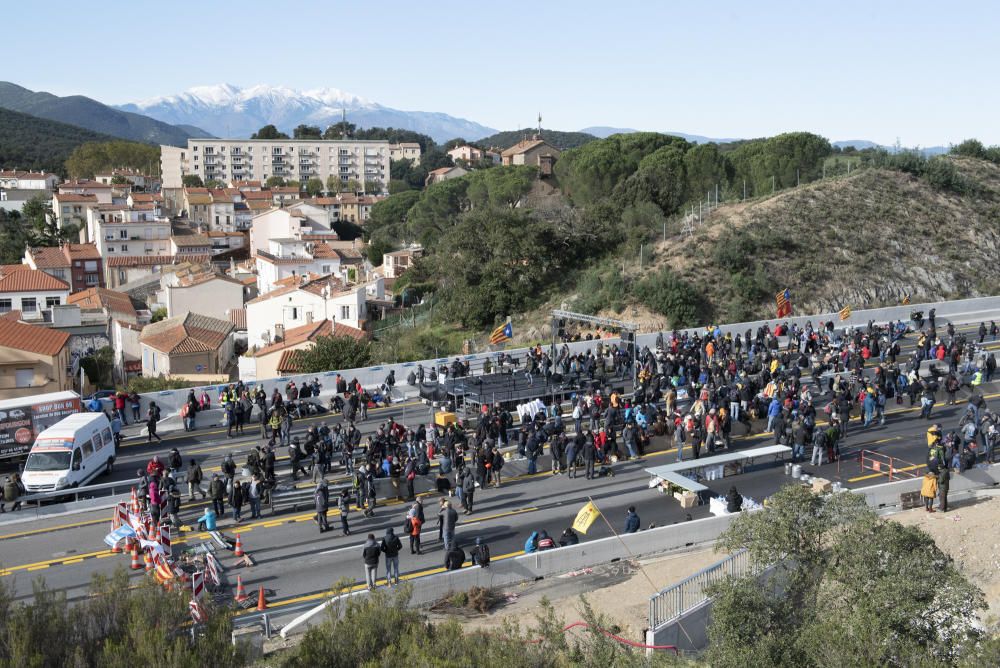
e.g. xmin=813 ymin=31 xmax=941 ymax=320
xmin=559 ymin=527 xmax=580 ymax=547
xmin=725 ymin=486 xmax=744 ymax=513
xmin=536 ymin=530 xmax=556 ymax=551
xmin=445 ymin=544 xmax=466 ymax=570
xmin=471 ymin=537 xmax=491 ymax=568
xmin=196 ymin=507 xmax=217 ymax=532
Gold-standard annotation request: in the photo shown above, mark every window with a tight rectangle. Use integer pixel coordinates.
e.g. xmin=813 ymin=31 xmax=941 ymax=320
xmin=120 ymin=244 xmax=128 ymax=252
xmin=46 ymin=297 xmax=60 ymax=308
xmin=119 ymin=230 xmax=128 ymax=239
xmin=321 ymin=265 xmax=331 ymax=273
xmin=107 ymin=246 xmax=115 ymax=253
xmin=82 ymin=438 xmax=94 ymax=458
xmin=0 ymin=299 xmax=10 ymax=313
xmin=85 ymin=274 xmax=99 ymax=286
xmin=21 ymin=298 xmax=37 ymax=313
xmin=15 ymin=368 xmax=32 ymax=388
xmin=119 ymin=270 xmax=127 ymax=283
xmin=341 ymin=305 xmax=350 ymax=320
xmin=215 ymin=216 xmax=219 ymax=225
xmin=93 ymin=434 xmax=103 ymax=452
xmin=84 ymin=260 xmax=97 ymax=272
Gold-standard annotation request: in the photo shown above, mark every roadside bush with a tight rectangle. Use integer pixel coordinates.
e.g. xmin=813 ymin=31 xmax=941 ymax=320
xmin=635 ymin=267 xmax=705 ymax=328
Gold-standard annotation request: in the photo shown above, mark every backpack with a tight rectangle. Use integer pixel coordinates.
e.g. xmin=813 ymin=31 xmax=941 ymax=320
xmin=392 ymin=535 xmax=403 ymax=552
xmin=404 ymin=516 xmax=413 ymax=534
xmin=476 ymin=543 xmax=491 ymax=566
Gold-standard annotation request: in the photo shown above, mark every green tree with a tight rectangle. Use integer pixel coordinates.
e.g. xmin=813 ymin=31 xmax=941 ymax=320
xmin=251 ymin=124 xmax=289 ymax=139
xmin=293 ymin=124 xmax=322 ymax=139
xmin=0 ymin=209 xmax=32 ymax=264
xmin=363 ymin=179 xmax=383 ymax=194
xmin=341 ymin=178 xmax=361 ymax=193
xmin=635 ymin=267 xmax=705 ymax=327
xmin=65 ymin=141 xmax=160 ymax=179
xmin=325 ymin=174 xmax=341 ymax=193
xmin=614 ymin=143 xmax=689 ymax=214
xmin=419 ymin=147 xmax=454 ymax=172
xmin=204 ymin=178 xmax=225 ymax=189
xmin=80 ymin=346 xmax=114 ymax=388
xmin=951 ymin=138 xmax=986 ymax=159
xmin=150 ymin=307 xmax=167 ymax=322
xmin=181 ymin=174 xmax=204 ymax=188
xmin=465 ymin=165 xmax=536 ymax=209
xmin=110 ymin=175 xmax=128 ymax=185
xmin=23 ymin=195 xmax=67 ymax=246
xmin=387 ymin=179 xmax=411 ymax=194
xmin=265 ymin=176 xmax=287 ymax=189
xmin=294 ymin=335 xmax=373 ymax=373
xmin=305 ymin=177 xmax=324 ymax=197
xmin=368 ymin=190 xmax=421 ymax=242
xmin=323 ymin=121 xmax=357 ymax=139
xmin=707 ymin=485 xmax=986 ymax=667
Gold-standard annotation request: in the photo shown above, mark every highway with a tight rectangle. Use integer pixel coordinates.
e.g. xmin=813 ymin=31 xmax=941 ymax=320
xmin=0 ymin=321 xmax=996 ymax=627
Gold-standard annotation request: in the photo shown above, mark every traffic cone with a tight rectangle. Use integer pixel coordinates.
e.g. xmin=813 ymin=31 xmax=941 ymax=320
xmin=256 ymin=586 xmax=267 ymax=611
xmin=130 ymin=487 xmax=139 ymax=514
xmin=234 ymin=575 xmax=247 ymax=602
xmin=144 ymin=550 xmax=153 ymax=572
xmin=130 ymin=543 xmax=142 ymax=570
xmin=234 ymin=533 xmax=244 ymax=557
xmin=110 ymin=529 xmax=122 ymax=554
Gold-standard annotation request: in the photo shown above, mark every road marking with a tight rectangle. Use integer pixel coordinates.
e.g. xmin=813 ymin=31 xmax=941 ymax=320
xmin=26 ymin=565 xmax=49 ymax=571
xmin=239 ymin=549 xmax=526 ymax=613
xmin=62 ymin=558 xmax=84 ymax=564
xmin=848 ymin=462 xmax=924 ymax=483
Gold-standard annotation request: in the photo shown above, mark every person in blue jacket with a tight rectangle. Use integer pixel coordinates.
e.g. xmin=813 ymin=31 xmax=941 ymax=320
xmin=197 ymin=507 xmax=217 ymax=531
xmin=624 ymin=506 xmax=640 ymax=533
xmin=524 ymin=530 xmax=539 ymax=553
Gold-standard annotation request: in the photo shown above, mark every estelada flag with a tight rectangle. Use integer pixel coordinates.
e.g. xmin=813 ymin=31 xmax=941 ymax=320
xmin=775 ymin=289 xmax=792 ymax=318
xmin=901 ymin=294 xmax=911 ymax=305
xmin=572 ymin=501 xmax=601 ymax=535
xmin=489 ymin=322 xmax=513 ymax=345
xmin=839 ymin=305 xmax=852 ymax=321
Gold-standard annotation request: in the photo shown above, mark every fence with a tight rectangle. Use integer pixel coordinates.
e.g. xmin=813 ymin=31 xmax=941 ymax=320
xmin=648 ymin=549 xmax=756 ymax=630
xmin=371 ymin=297 xmax=436 ymax=333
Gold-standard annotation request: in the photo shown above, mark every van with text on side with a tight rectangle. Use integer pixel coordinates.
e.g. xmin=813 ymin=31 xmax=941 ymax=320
xmin=21 ymin=413 xmax=116 ymax=492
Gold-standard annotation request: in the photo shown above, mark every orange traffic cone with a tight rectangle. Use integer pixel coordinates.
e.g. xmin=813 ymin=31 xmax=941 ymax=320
xmin=130 ymin=487 xmax=139 ymax=514
xmin=110 ymin=535 xmax=122 ymax=554
xmin=234 ymin=533 xmax=244 ymax=557
xmin=234 ymin=575 xmax=247 ymax=602
xmin=256 ymin=586 xmax=267 ymax=611
xmin=144 ymin=550 xmax=153 ymax=572
xmin=130 ymin=543 xmax=142 ymax=570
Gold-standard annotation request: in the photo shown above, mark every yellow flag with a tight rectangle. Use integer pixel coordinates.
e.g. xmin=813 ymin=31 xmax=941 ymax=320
xmin=839 ymin=305 xmax=852 ymax=321
xmin=572 ymin=501 xmax=601 ymax=534
xmin=901 ymin=294 xmax=911 ymax=306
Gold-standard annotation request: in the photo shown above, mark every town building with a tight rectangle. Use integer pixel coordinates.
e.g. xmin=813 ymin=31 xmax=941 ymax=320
xmin=447 ymin=145 xmax=500 ymax=165
xmin=52 ymin=192 xmax=99 ymax=230
xmin=23 ymin=243 xmax=104 ymax=291
xmin=0 ymin=170 xmax=59 ymax=190
xmin=382 ymin=245 xmax=424 ymax=279
xmin=155 ymin=268 xmax=246 ymax=321
xmin=388 ymin=142 xmax=422 ymax=164
xmin=86 ymin=202 xmax=171 ymax=257
xmin=500 ymin=137 xmax=561 ymax=174
xmin=0 ymin=318 xmax=72 ymax=398
xmin=245 ymin=274 xmax=382 ymax=350
xmin=57 ymin=180 xmax=116 ymax=204
xmin=139 ymin=312 xmax=234 ymax=377
xmin=425 ymin=165 xmax=468 ymax=187
xmin=0 ymin=267 xmax=71 ymax=322
xmin=66 ymin=287 xmax=138 ymax=325
xmin=248 ymin=319 xmax=367 ymax=379
xmin=160 ymin=138 xmax=392 ymax=194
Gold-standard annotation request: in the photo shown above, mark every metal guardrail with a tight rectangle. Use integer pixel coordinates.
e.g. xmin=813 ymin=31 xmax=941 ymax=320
xmin=648 ymin=549 xmax=756 ymax=629
xmin=19 ymin=471 xmax=188 ymax=507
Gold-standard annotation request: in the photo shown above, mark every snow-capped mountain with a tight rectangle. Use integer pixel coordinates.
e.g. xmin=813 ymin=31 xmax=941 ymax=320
xmin=116 ymin=84 xmax=495 ymax=143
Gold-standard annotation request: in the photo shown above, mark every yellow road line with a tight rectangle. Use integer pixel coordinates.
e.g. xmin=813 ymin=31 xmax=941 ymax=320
xmin=849 ymin=463 xmax=924 ymax=483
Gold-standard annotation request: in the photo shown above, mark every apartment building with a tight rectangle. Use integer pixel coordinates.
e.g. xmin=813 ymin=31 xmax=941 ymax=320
xmin=87 ymin=203 xmax=172 ymax=258
xmin=23 ymin=243 xmax=104 ymax=291
xmin=388 ymin=142 xmax=422 ymax=163
xmin=161 ymin=138 xmax=392 ymax=194
xmin=0 ymin=170 xmax=59 ymax=190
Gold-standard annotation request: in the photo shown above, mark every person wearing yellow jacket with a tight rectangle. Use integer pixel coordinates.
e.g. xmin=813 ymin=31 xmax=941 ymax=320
xmin=920 ymin=472 xmax=938 ymax=512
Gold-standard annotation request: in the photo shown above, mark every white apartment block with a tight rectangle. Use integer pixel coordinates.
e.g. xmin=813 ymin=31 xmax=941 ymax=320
xmin=161 ymin=139 xmax=393 ymax=194
xmin=87 ymin=204 xmax=172 ymax=258
xmin=0 ymin=171 xmax=59 ymax=190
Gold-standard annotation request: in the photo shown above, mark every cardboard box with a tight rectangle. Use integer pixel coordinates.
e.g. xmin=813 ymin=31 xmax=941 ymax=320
xmin=679 ymin=491 xmax=698 ymax=508
xmin=434 ymin=411 xmax=457 ymax=427
xmin=812 ymin=477 xmax=832 ymax=494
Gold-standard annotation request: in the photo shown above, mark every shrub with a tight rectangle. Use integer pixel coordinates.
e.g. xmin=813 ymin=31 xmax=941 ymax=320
xmin=635 ymin=267 xmax=705 ymax=327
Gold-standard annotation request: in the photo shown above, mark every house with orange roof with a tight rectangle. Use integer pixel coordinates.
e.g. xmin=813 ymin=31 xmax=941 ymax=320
xmin=139 ymin=312 xmax=234 ymax=377
xmin=24 ymin=243 xmax=104 ymax=292
xmin=500 ymin=136 xmax=561 ymax=174
xmin=243 ymin=318 xmax=368 ymax=380
xmin=156 ymin=268 xmax=246 ymax=321
xmin=0 ymin=267 xmax=71 ymax=322
xmin=0 ymin=319 xmax=72 ymax=398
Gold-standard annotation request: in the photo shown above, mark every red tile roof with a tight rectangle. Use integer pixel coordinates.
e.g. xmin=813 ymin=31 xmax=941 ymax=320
xmin=140 ymin=312 xmax=233 ymax=355
xmin=228 ymin=307 xmax=246 ymax=330
xmin=0 ymin=268 xmax=69 ymax=293
xmin=67 ymin=287 xmax=137 ymax=319
xmin=54 ymin=193 xmax=98 ymax=203
xmin=254 ymin=319 xmax=368 ymax=358
xmin=0 ymin=319 xmax=70 ymax=356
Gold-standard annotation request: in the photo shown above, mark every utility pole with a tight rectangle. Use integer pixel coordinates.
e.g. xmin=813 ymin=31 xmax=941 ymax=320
xmin=796 ymin=169 xmax=800 ymax=187
xmin=639 ymin=244 xmax=643 ymax=271
xmin=743 ymin=179 xmax=746 ymax=201
xmin=772 ymin=175 xmax=775 ymax=194
xmin=663 ymin=220 xmax=666 ymax=241
xmin=715 ymin=183 xmax=719 ymax=206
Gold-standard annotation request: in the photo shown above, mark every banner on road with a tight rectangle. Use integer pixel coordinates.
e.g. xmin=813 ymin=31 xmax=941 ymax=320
xmin=572 ymin=501 xmax=601 ymax=535
xmin=104 ymin=524 xmax=136 ymax=548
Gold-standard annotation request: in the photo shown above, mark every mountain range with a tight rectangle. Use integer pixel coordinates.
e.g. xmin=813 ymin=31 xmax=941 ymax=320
xmin=117 ymin=84 xmax=497 ymax=144
xmin=0 ymin=82 xmax=209 ymax=147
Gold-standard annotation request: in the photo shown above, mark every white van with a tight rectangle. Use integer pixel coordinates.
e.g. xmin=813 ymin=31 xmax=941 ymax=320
xmin=21 ymin=413 xmax=117 ymax=492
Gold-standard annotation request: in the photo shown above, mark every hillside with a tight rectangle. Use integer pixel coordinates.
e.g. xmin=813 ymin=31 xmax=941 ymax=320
xmin=646 ymin=155 xmax=1000 ymax=322
xmin=0 ymin=82 xmax=205 ymax=147
xmin=0 ymin=107 xmax=116 ymax=174
xmin=475 ymin=128 xmax=598 ymax=150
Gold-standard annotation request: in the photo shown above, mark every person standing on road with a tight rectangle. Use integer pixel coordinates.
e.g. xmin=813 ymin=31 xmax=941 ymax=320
xmin=380 ymin=527 xmax=402 ymax=587
xmin=209 ymin=474 xmax=226 ymax=517
xmin=248 ymin=474 xmax=262 ymax=519
xmin=130 ymin=392 xmax=141 ymax=423
xmin=582 ymin=431 xmax=597 ymax=480
xmin=459 ymin=467 xmax=475 ymax=514
xmin=146 ymin=401 xmax=162 ymax=443
xmin=229 ymin=476 xmax=244 ymax=523
xmin=937 ymin=465 xmax=950 ymax=513
xmin=187 ymin=459 xmax=206 ymax=500
xmin=920 ymin=472 xmax=938 ymax=512
xmin=440 ymin=499 xmax=458 ymax=551
xmin=338 ymin=488 xmax=351 ymax=535
xmin=314 ymin=480 xmax=330 ymax=533
xmin=362 ymin=534 xmax=381 ymax=590
xmin=289 ymin=438 xmax=307 ymax=480
xmin=407 ymin=509 xmax=423 ymax=555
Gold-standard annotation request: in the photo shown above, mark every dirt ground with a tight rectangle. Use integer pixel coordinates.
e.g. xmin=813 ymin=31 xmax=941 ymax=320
xmin=889 ymin=491 xmax=1000 ymax=627
xmin=432 ymin=546 xmax=724 ymax=640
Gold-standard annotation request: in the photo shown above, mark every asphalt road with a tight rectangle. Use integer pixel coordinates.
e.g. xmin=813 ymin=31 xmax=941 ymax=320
xmin=0 ymin=322 xmax=997 ymax=625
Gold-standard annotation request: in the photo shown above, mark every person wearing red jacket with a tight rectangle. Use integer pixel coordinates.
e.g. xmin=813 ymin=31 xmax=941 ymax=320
xmin=146 ymin=455 xmax=165 ymax=479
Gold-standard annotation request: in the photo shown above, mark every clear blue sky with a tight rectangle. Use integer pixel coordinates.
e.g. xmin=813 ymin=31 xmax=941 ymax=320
xmin=8 ymin=0 xmax=1000 ymax=145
